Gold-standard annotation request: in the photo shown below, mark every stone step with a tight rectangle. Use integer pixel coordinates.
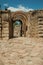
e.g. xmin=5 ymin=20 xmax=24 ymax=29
xmin=2 ymin=31 xmax=8 ymax=33
xmin=2 ymin=22 xmax=8 ymax=25
xmin=3 ymin=25 xmax=8 ymax=27
xmin=2 ymin=34 xmax=9 ymax=36
xmin=3 ymin=25 xmax=9 ymax=27
xmin=38 ymin=23 xmax=43 ymax=25
xmin=38 ymin=34 xmax=43 ymax=36
xmin=2 ymin=35 xmax=9 ymax=38
xmin=38 ymin=30 xmax=43 ymax=32
xmin=3 ymin=27 xmax=8 ymax=29
xmin=2 ymin=23 xmax=8 ymax=25
xmin=2 ymin=33 xmax=9 ymax=35
xmin=3 ymin=29 xmax=8 ymax=31
xmin=2 ymin=29 xmax=8 ymax=31
xmin=38 ymin=21 xmax=43 ymax=22
xmin=2 ymin=30 xmax=9 ymax=33
xmin=39 ymin=36 xmax=43 ymax=37
xmin=2 ymin=30 xmax=8 ymax=31
xmin=38 ymin=31 xmax=43 ymax=34
xmin=2 ymin=37 xmax=9 ymax=40
xmin=2 ymin=24 xmax=8 ymax=26
xmin=2 ymin=31 xmax=9 ymax=33
xmin=38 ymin=29 xmax=43 ymax=31
xmin=38 ymin=27 xmax=43 ymax=29
xmin=2 ymin=21 xmax=8 ymax=24
xmin=38 ymin=25 xmax=43 ymax=26
xmin=2 ymin=32 xmax=9 ymax=34
xmin=38 ymin=21 xmax=43 ymax=23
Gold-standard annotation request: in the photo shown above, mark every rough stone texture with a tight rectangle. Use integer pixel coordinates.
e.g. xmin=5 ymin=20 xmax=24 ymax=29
xmin=0 ymin=10 xmax=43 ymax=39
xmin=0 ymin=10 xmax=43 ymax=65
xmin=0 ymin=37 xmax=43 ymax=65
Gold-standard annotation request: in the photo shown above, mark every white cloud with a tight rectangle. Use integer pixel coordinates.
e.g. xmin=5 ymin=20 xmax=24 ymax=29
xmin=4 ymin=3 xmax=8 ymax=7
xmin=7 ymin=5 xmax=34 ymax=12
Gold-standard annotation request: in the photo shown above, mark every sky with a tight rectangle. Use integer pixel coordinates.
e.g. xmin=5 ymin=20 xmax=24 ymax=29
xmin=0 ymin=0 xmax=43 ymax=11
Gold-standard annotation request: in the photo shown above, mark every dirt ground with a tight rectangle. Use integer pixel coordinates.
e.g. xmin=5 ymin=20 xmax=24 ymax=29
xmin=0 ymin=37 xmax=43 ymax=65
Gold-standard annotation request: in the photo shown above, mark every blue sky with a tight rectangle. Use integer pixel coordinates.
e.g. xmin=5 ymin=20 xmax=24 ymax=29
xmin=0 ymin=0 xmax=43 ymax=10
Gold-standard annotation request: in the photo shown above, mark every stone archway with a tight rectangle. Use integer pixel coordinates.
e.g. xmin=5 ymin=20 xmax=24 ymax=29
xmin=9 ymin=11 xmax=28 ymax=38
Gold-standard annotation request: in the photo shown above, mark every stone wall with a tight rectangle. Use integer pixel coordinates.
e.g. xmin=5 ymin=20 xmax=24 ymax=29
xmin=26 ymin=10 xmax=43 ymax=38
xmin=0 ymin=11 xmax=9 ymax=40
xmin=0 ymin=10 xmax=43 ymax=39
xmin=2 ymin=20 xmax=9 ymax=40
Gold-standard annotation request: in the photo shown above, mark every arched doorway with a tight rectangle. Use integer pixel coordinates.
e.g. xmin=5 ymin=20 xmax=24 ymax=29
xmin=13 ymin=20 xmax=22 ymax=38
xmin=9 ymin=11 xmax=27 ymax=39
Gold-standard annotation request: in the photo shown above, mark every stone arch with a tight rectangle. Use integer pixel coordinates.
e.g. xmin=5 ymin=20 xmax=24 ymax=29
xmin=9 ymin=11 xmax=28 ymax=38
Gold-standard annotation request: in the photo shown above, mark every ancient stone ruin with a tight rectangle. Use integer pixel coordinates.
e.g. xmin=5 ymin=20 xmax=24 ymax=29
xmin=0 ymin=10 xmax=43 ymax=65
xmin=0 ymin=10 xmax=43 ymax=39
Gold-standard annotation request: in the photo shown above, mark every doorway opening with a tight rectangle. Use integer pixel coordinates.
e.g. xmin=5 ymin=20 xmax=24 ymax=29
xmin=13 ymin=20 xmax=22 ymax=38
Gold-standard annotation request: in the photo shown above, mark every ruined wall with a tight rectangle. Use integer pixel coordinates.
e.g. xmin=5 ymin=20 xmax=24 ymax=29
xmin=0 ymin=11 xmax=9 ymax=40
xmin=0 ymin=10 xmax=43 ymax=39
xmin=26 ymin=10 xmax=43 ymax=38
xmin=0 ymin=10 xmax=43 ymax=65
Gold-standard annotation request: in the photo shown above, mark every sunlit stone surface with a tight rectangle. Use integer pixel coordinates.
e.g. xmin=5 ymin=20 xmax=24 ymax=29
xmin=0 ymin=38 xmax=43 ymax=65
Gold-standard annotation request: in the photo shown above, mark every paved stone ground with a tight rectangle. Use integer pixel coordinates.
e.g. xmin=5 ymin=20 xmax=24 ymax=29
xmin=0 ymin=37 xmax=43 ymax=65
